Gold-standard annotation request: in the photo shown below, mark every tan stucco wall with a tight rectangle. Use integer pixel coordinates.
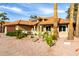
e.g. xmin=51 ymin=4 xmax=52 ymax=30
xmin=5 ymin=25 xmax=33 ymax=33
xmin=4 ymin=26 xmax=7 ymax=34
xmin=18 ymin=25 xmax=33 ymax=31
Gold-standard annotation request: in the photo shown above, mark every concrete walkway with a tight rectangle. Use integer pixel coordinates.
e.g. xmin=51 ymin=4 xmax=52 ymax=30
xmin=53 ymin=32 xmax=79 ymax=56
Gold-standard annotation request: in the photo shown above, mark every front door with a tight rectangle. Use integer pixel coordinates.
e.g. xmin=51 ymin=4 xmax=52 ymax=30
xmin=46 ymin=26 xmax=51 ymax=31
xmin=59 ymin=25 xmax=66 ymax=32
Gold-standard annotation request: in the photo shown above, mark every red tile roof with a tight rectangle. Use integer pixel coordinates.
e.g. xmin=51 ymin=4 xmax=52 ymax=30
xmin=4 ymin=16 xmax=70 ymax=26
xmin=39 ymin=16 xmax=69 ymax=25
xmin=59 ymin=18 xmax=69 ymax=24
xmin=0 ymin=22 xmax=10 ymax=25
xmin=4 ymin=20 xmax=38 ymax=26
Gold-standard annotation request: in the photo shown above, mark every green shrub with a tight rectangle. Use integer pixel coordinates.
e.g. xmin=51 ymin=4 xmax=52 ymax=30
xmin=6 ymin=31 xmax=17 ymax=36
xmin=15 ymin=30 xmax=27 ymax=39
xmin=43 ymin=32 xmax=48 ymax=39
xmin=43 ymin=32 xmax=56 ymax=47
xmin=16 ymin=33 xmax=27 ymax=39
xmin=45 ymin=35 xmax=55 ymax=47
xmin=6 ymin=30 xmax=27 ymax=39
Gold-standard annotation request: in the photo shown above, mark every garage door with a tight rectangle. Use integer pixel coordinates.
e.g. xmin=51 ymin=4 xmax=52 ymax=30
xmin=7 ymin=26 xmax=15 ymax=32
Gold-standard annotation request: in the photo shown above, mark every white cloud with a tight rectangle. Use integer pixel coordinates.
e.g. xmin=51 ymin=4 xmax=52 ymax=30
xmin=39 ymin=8 xmax=53 ymax=14
xmin=0 ymin=6 xmax=23 ymax=13
xmin=39 ymin=7 xmax=66 ymax=14
xmin=58 ymin=10 xmax=65 ymax=13
xmin=66 ymin=6 xmax=69 ymax=9
xmin=0 ymin=5 xmax=30 ymax=16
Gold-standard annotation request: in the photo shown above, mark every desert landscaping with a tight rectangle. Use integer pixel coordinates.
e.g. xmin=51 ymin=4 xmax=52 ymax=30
xmin=0 ymin=32 xmax=79 ymax=56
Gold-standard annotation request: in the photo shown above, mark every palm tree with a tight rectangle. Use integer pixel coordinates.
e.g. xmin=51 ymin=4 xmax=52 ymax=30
xmin=75 ymin=4 xmax=79 ymax=37
xmin=54 ymin=3 xmax=58 ymax=18
xmin=53 ymin=3 xmax=59 ymax=37
xmin=68 ymin=3 xmax=74 ymax=40
xmin=30 ymin=15 xmax=38 ymax=20
xmin=0 ymin=12 xmax=9 ymax=33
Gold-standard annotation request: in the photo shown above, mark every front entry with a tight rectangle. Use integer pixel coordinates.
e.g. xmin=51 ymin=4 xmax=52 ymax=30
xmin=46 ymin=26 xmax=51 ymax=31
xmin=59 ymin=25 xmax=66 ymax=32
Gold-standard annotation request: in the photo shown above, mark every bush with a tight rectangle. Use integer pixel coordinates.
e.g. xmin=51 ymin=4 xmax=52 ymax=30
xmin=6 ymin=30 xmax=27 ymax=39
xmin=16 ymin=33 xmax=27 ymax=39
xmin=43 ymin=32 xmax=49 ymax=39
xmin=43 ymin=32 xmax=56 ymax=47
xmin=15 ymin=30 xmax=27 ymax=39
xmin=6 ymin=31 xmax=17 ymax=36
xmin=45 ymin=35 xmax=55 ymax=47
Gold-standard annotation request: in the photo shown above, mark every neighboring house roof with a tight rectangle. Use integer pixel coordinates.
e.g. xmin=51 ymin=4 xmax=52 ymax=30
xmin=4 ymin=16 xmax=70 ymax=26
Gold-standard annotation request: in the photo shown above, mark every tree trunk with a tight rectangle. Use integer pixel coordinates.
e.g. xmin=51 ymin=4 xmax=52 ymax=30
xmin=53 ymin=3 xmax=59 ymax=37
xmin=68 ymin=3 xmax=74 ymax=40
xmin=0 ymin=22 xmax=4 ymax=33
xmin=75 ymin=4 xmax=79 ymax=37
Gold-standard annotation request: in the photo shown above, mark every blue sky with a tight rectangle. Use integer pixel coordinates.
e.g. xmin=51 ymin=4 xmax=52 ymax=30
xmin=0 ymin=3 xmax=70 ymax=22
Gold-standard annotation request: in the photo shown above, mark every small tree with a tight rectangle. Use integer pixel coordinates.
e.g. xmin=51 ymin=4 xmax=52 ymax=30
xmin=0 ymin=12 xmax=9 ymax=33
xmin=30 ymin=15 xmax=38 ymax=20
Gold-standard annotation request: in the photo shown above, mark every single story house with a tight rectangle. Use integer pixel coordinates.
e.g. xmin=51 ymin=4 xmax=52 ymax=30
xmin=4 ymin=20 xmax=38 ymax=34
xmin=4 ymin=16 xmax=70 ymax=34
